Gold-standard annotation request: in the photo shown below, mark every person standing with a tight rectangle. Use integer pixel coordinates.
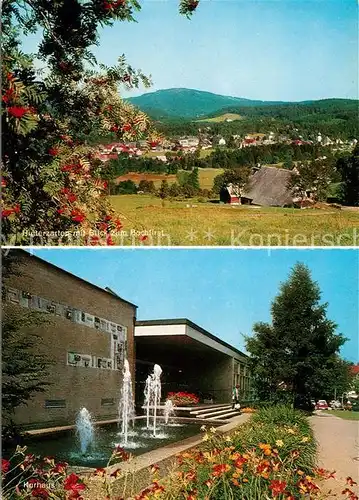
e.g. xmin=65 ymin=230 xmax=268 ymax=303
xmin=232 ymin=384 xmax=241 ymax=410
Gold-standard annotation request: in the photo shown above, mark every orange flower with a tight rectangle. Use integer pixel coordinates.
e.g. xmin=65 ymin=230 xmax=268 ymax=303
xmin=269 ymin=479 xmax=287 ymax=496
xmin=212 ymin=463 xmax=231 ymax=477
xmin=259 ymin=443 xmax=272 ymax=456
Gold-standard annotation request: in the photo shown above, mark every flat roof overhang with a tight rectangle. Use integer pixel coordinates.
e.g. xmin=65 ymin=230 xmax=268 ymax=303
xmin=135 ymin=319 xmax=248 ymax=362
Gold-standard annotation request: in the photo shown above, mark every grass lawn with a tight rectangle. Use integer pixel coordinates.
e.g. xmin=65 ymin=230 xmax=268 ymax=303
xmin=322 ymin=410 xmax=359 ymax=420
xmin=115 ymin=168 xmax=222 ymax=190
xmin=109 ymin=194 xmax=359 ymax=246
xmin=197 ymin=113 xmax=243 ymax=123
xmin=197 ymin=167 xmax=223 ymax=189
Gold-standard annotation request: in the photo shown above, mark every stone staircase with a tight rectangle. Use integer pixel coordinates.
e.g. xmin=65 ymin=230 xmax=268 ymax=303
xmin=189 ymin=404 xmax=241 ymax=421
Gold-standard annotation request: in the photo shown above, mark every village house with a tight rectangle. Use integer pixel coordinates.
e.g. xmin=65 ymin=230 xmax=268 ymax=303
xmin=241 ymin=166 xmax=296 ymax=207
xmin=177 ymin=136 xmax=200 ymax=149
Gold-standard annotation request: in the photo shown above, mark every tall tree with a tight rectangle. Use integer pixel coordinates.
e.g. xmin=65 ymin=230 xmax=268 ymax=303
xmin=289 ymin=159 xmax=337 ymax=202
xmin=336 ymin=145 xmax=359 ymax=206
xmin=212 ymin=167 xmax=250 ymax=195
xmin=245 ymin=263 xmax=347 ymax=406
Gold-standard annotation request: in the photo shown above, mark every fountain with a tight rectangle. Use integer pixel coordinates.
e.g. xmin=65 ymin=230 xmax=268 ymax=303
xmin=118 ymin=359 xmax=135 ymax=445
xmin=144 ymin=364 xmax=163 ymax=437
xmin=76 ymin=407 xmax=95 ymax=455
xmin=164 ymin=399 xmax=175 ymax=424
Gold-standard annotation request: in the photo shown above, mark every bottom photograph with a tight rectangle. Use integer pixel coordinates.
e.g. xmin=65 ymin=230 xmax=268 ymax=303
xmin=2 ymin=248 xmax=358 ymax=500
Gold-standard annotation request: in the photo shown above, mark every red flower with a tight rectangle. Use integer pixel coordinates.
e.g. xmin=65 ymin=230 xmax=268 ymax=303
xmin=149 ymin=141 xmax=159 ymax=148
xmin=48 ymin=147 xmax=59 ymax=156
xmin=1 ymin=459 xmax=10 ymax=474
xmin=269 ymin=479 xmax=287 ymax=496
xmin=2 ymin=88 xmax=15 ymax=103
xmin=7 ymin=106 xmax=29 ymax=118
xmin=122 ymin=123 xmax=132 ymax=132
xmin=1 ymin=178 xmax=7 ymax=187
xmin=13 ymin=204 xmax=21 ymax=214
xmin=106 ymin=235 xmax=115 ymax=246
xmin=347 ymin=477 xmax=357 ymax=487
xmin=7 ymin=72 xmax=14 ymax=81
xmin=114 ymin=218 xmax=123 ymax=230
xmin=110 ymin=125 xmax=119 ymax=132
xmin=1 ymin=209 xmax=13 ymax=218
xmin=71 ymin=210 xmax=85 ymax=223
xmin=64 ymin=473 xmax=86 ymax=495
xmin=139 ymin=234 xmax=148 ymax=241
xmin=67 ymin=193 xmax=77 ymax=203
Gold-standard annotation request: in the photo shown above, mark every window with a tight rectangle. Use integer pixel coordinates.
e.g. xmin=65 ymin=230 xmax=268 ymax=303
xmin=30 ymin=295 xmax=42 ymax=310
xmin=7 ymin=288 xmax=19 ymax=303
xmin=65 ymin=309 xmax=73 ymax=320
xmin=110 ymin=323 xmax=117 ymax=333
xmin=94 ymin=317 xmax=100 ymax=329
xmin=55 ymin=303 xmax=64 ymax=316
xmin=101 ymin=398 xmax=114 ymax=406
xmin=19 ymin=292 xmax=30 ymax=308
xmin=47 ymin=303 xmax=56 ymax=314
xmin=99 ymin=319 xmax=108 ymax=332
xmin=45 ymin=400 xmax=66 ymax=408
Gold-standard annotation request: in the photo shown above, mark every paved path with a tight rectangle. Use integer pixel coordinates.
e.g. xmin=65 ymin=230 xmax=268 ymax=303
xmin=310 ymin=412 xmax=359 ymax=497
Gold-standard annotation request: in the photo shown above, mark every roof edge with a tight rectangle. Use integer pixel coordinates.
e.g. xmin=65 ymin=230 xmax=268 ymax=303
xmin=10 ymin=249 xmax=138 ymax=309
xmin=135 ymin=318 xmax=248 ymax=358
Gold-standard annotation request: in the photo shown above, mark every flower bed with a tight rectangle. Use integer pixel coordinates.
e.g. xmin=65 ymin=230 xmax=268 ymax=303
xmin=134 ymin=405 xmax=358 ymax=500
xmin=166 ymin=391 xmax=199 ymax=406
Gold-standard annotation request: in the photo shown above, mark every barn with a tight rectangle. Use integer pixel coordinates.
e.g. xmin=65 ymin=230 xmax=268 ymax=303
xmin=220 ymin=183 xmax=242 ymax=205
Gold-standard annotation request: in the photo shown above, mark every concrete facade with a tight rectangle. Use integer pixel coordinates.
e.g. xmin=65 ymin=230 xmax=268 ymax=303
xmin=3 ymin=250 xmax=137 ymax=429
xmin=135 ymin=319 xmax=251 ymax=404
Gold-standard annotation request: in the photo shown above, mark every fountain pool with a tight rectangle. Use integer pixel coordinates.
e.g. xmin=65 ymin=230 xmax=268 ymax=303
xmin=24 ymin=420 xmax=204 ymax=468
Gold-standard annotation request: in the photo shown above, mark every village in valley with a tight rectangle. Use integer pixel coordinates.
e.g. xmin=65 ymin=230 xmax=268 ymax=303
xmin=81 ymin=92 xmax=359 ymax=246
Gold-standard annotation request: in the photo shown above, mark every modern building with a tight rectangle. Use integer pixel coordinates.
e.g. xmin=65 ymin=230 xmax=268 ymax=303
xmin=3 ymin=250 xmax=137 ymax=429
xmin=3 ymin=252 xmax=252 ymax=429
xmin=135 ymin=319 xmax=251 ymax=405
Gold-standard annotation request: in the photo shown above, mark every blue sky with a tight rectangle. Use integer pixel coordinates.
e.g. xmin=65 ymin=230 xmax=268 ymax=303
xmin=31 ymin=248 xmax=358 ymax=362
xmin=24 ymin=0 xmax=358 ymax=101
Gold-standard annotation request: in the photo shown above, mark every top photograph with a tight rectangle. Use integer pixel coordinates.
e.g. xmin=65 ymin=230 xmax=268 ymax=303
xmin=2 ymin=0 xmax=358 ymax=247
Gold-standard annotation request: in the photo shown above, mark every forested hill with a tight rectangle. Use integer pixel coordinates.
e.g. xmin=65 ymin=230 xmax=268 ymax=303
xmin=126 ymin=88 xmax=357 ymax=122
xmin=126 ymin=88 xmax=286 ymax=119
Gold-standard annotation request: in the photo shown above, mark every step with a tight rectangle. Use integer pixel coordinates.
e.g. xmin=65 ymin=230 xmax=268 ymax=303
xmin=195 ymin=407 xmax=236 ymax=418
xmin=207 ymin=411 xmax=240 ymax=421
xmin=190 ymin=405 xmax=231 ymax=415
